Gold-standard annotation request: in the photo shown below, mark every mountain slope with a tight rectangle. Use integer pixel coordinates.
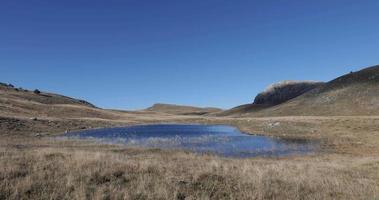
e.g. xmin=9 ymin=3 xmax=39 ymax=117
xmin=214 ymin=104 xmax=270 ymax=116
xmin=251 ymin=65 xmax=379 ymax=116
xmin=216 ymin=81 xmax=324 ymax=116
xmin=0 ymin=83 xmax=95 ymax=107
xmin=0 ymin=83 xmax=121 ymax=119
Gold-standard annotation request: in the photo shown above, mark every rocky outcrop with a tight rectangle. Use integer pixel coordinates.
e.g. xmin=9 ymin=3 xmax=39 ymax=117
xmin=253 ymin=81 xmax=324 ymax=105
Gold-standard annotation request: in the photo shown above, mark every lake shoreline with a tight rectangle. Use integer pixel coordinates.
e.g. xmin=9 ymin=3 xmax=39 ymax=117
xmin=62 ymin=124 xmax=320 ymax=158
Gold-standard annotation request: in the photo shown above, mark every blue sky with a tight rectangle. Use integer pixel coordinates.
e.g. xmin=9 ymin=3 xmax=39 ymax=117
xmin=1 ymin=0 xmax=379 ymax=110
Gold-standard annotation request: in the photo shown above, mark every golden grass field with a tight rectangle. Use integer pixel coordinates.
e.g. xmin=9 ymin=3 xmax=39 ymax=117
xmin=1 ymin=113 xmax=379 ymax=200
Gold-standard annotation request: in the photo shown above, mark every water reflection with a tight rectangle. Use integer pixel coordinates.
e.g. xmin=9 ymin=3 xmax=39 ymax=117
xmin=65 ymin=124 xmax=318 ymax=158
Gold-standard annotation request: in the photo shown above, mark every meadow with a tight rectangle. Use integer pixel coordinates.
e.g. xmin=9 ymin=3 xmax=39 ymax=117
xmin=1 ymin=115 xmax=379 ymax=200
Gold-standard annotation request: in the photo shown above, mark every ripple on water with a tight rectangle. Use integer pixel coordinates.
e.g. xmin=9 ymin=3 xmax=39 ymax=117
xmin=64 ymin=124 xmax=319 ymax=158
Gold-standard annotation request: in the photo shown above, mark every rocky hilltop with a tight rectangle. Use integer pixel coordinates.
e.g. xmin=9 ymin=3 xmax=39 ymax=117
xmin=253 ymin=81 xmax=324 ymax=106
xmin=216 ymin=81 xmax=324 ymax=116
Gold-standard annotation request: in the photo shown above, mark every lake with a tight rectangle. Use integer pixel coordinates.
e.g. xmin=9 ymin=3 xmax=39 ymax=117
xmin=65 ymin=124 xmax=318 ymax=158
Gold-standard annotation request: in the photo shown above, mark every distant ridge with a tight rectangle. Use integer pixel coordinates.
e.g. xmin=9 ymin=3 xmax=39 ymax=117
xmin=145 ymin=103 xmax=222 ymax=115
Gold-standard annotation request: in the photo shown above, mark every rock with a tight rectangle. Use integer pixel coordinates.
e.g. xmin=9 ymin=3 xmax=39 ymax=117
xmin=253 ymin=81 xmax=324 ymax=105
xmin=267 ymin=122 xmax=281 ymax=128
xmin=30 ymin=117 xmax=38 ymax=121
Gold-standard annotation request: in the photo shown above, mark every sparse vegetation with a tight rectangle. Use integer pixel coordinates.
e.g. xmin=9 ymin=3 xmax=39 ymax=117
xmin=18 ymin=87 xmax=27 ymax=92
xmin=0 ymin=82 xmax=14 ymax=88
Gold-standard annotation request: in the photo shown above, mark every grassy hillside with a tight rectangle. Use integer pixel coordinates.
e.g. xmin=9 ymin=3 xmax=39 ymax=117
xmin=0 ymin=83 xmax=123 ymax=120
xmin=0 ymin=83 xmax=95 ymax=107
xmin=251 ymin=65 xmax=379 ymax=116
xmin=214 ymin=104 xmax=270 ymax=116
xmin=145 ymin=103 xmax=222 ymax=115
xmin=217 ymin=81 xmax=323 ymax=116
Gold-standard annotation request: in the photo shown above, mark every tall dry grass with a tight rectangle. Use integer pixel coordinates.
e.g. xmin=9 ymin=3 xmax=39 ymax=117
xmin=0 ymin=138 xmax=378 ymax=200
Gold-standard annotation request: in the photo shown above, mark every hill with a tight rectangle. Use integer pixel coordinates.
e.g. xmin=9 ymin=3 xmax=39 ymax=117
xmin=145 ymin=103 xmax=222 ymax=115
xmin=0 ymin=83 xmax=123 ymax=120
xmin=249 ymin=65 xmax=379 ymax=116
xmin=0 ymin=83 xmax=95 ymax=107
xmin=216 ymin=81 xmax=323 ymax=116
xmin=214 ymin=104 xmax=270 ymax=116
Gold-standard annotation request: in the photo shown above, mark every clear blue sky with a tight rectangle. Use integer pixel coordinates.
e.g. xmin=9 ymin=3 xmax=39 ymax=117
xmin=1 ymin=0 xmax=379 ymax=110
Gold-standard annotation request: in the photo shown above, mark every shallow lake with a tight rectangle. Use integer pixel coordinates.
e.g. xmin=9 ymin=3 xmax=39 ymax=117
xmin=65 ymin=124 xmax=318 ymax=158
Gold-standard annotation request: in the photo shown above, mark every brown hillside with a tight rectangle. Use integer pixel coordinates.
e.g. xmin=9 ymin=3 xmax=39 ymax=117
xmin=251 ymin=65 xmax=379 ymax=116
xmin=217 ymin=81 xmax=324 ymax=116
xmin=0 ymin=84 xmax=122 ymax=120
xmin=213 ymin=104 xmax=270 ymax=117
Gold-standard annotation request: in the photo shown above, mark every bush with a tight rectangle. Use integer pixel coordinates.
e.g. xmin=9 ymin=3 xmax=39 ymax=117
xmin=34 ymin=89 xmax=41 ymax=94
xmin=19 ymin=87 xmax=27 ymax=92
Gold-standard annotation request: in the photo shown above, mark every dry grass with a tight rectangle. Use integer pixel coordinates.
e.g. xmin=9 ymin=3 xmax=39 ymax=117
xmin=2 ymin=67 xmax=379 ymax=199
xmin=0 ymin=137 xmax=378 ymax=200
